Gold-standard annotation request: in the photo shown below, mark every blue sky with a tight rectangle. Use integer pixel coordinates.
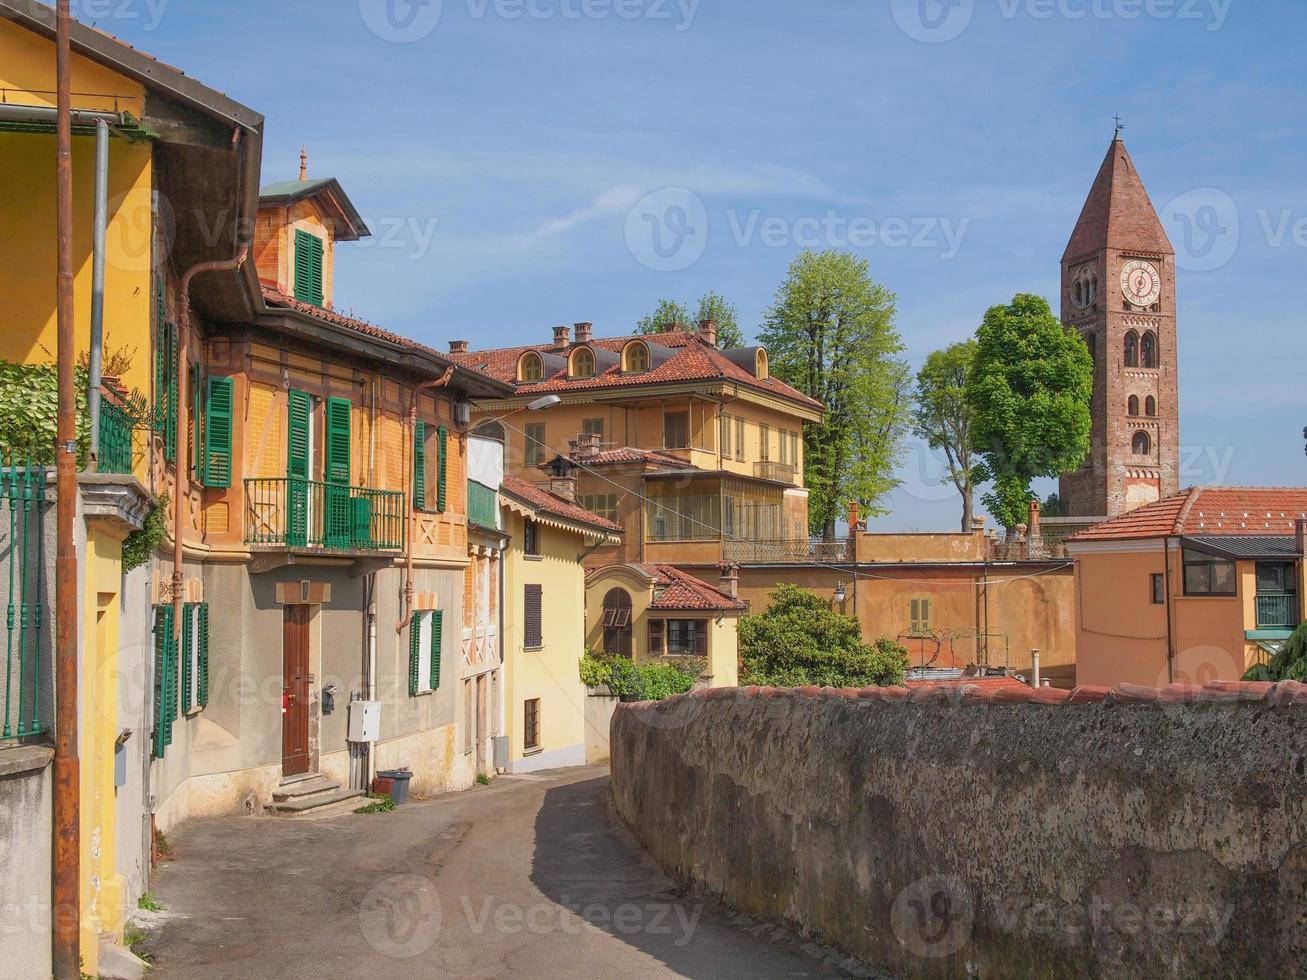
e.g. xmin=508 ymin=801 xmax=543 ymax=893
xmin=93 ymin=0 xmax=1307 ymax=529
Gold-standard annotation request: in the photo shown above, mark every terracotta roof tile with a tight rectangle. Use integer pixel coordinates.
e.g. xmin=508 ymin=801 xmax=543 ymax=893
xmin=1070 ymin=486 xmax=1307 ymax=541
xmin=567 ymin=447 xmax=691 ymax=468
xmin=450 ymin=331 xmax=822 ymax=411
xmin=1064 ymin=137 xmax=1174 ymax=261
xmin=635 ymin=564 xmax=746 ymax=611
xmin=499 ymin=476 xmax=622 ymax=533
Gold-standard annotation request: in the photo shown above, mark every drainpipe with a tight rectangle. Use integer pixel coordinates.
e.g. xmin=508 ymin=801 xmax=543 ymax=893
xmin=172 ymin=249 xmax=248 ymax=648
xmin=0 ymin=103 xmax=126 ymax=127
xmin=1163 ymin=536 xmax=1175 ymax=684
xmin=87 ymin=118 xmax=109 ymax=466
xmin=394 ymin=369 xmax=454 ymax=632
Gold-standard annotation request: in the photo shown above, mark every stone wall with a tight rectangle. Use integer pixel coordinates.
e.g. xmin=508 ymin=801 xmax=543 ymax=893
xmin=610 ymin=682 xmax=1307 ymax=978
xmin=0 ymin=747 xmax=53 ymax=980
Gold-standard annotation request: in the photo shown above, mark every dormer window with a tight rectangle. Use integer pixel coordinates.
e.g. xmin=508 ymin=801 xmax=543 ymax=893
xmin=570 ymin=346 xmax=596 ymax=379
xmin=293 ymin=229 xmax=325 ymax=306
xmin=623 ymin=340 xmax=650 ymax=374
xmin=756 ymin=348 xmax=769 ymax=380
xmin=519 ymin=352 xmax=543 ymax=383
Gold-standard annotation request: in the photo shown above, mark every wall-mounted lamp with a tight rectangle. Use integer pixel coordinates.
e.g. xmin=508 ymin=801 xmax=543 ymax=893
xmin=833 ymin=582 xmax=847 ymax=604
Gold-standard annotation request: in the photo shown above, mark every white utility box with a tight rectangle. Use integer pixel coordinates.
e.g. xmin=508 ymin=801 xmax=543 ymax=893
xmin=347 ymin=700 xmax=381 ymax=743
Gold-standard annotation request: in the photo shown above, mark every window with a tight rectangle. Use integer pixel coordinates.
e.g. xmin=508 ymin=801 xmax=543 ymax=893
xmin=625 ymin=342 xmax=649 ymax=373
xmin=408 ymin=610 xmax=444 ymax=695
xmin=1151 ymin=573 xmax=1165 ymax=605
xmin=202 ymin=376 xmax=234 ymax=488
xmin=293 ymin=229 xmax=325 ymax=306
xmin=1128 ymin=395 xmax=1140 ymax=417
xmin=151 ymin=605 xmax=178 ymax=757
xmin=908 ymin=598 xmax=931 ymax=635
xmin=720 ymin=414 xmax=731 ymax=457
xmin=570 ymin=347 xmax=596 ymax=378
xmin=755 ymin=349 xmax=769 ymax=380
xmin=1145 ymin=396 xmax=1157 ymax=417
xmin=580 ymin=493 xmax=619 ymax=523
xmin=523 ymin=584 xmax=543 ymax=648
xmin=1182 ymin=548 xmax=1237 ymax=597
xmin=777 ymin=428 xmax=788 ymax=465
xmin=519 ymin=352 xmax=543 ymax=382
xmin=1132 ymin=431 xmax=1151 ymax=456
xmin=735 ymin=418 xmax=745 ymax=461
xmin=1124 ymin=331 xmax=1139 ymax=368
xmin=661 ymin=619 xmax=707 ymax=656
xmin=1256 ymin=562 xmax=1297 ymax=595
xmin=759 ymin=423 xmax=770 ymax=461
xmin=525 ymin=422 xmax=547 ymax=466
xmin=790 ymin=431 xmax=800 ymax=467
xmin=524 ymin=518 xmax=540 ymax=557
xmin=524 ymin=698 xmax=541 ymax=752
xmin=1141 ymin=332 xmax=1158 ymax=369
xmin=646 ymin=493 xmax=721 ymax=541
xmin=664 ymin=411 xmax=690 ymax=449
xmin=601 ymin=588 xmax=633 ymax=656
xmin=582 ymin=418 xmax=604 ymax=439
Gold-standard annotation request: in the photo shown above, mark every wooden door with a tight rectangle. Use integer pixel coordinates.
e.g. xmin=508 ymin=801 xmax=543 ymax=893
xmin=282 ymin=605 xmax=311 ymax=776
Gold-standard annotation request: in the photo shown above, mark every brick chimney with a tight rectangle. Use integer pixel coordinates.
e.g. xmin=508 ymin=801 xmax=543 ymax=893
xmin=660 ymin=322 xmax=681 ymax=334
xmin=847 ymin=501 xmax=860 ymax=532
xmin=551 ymin=472 xmax=577 ymax=503
xmin=717 ymin=561 xmax=740 ymax=599
xmin=552 ymin=325 xmax=570 ymax=349
xmin=1297 ymin=518 xmax=1307 ymax=556
xmin=574 ymin=322 xmax=593 ymax=343
xmin=697 ymin=319 xmax=717 ymax=346
xmin=448 ymin=340 xmax=469 ymax=354
xmin=570 ymin=433 xmax=602 ymax=460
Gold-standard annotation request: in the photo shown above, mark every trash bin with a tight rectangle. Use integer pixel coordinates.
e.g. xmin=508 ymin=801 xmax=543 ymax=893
xmin=376 ymin=769 xmax=412 ymax=805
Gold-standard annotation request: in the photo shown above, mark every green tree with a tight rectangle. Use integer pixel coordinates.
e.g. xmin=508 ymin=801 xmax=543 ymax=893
xmin=913 ymin=340 xmax=979 ymax=532
xmin=635 ymin=292 xmax=746 ymax=348
xmin=965 ymin=294 xmax=1092 ymax=531
xmin=739 ymin=584 xmax=907 ymax=687
xmin=760 ymin=250 xmax=911 ymax=538
xmin=1243 ymin=622 xmax=1307 ymax=682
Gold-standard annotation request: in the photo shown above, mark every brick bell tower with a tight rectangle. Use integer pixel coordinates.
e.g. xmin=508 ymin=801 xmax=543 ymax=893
xmin=1059 ymin=132 xmax=1179 ymax=518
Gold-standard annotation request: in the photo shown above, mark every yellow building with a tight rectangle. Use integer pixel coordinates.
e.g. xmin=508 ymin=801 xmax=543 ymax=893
xmin=585 ymin=563 xmax=744 ymax=688
xmin=1068 ymin=487 xmax=1306 ymax=688
xmin=499 ymin=475 xmax=622 ymax=770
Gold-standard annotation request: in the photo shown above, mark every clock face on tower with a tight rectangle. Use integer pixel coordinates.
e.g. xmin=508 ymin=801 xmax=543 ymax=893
xmin=1120 ymin=259 xmax=1162 ymax=307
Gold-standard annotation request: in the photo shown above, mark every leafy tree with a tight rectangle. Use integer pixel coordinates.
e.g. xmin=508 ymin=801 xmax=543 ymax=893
xmin=1243 ymin=622 xmax=1307 ymax=682
xmin=636 ymin=292 xmax=745 ymax=348
xmin=965 ymin=294 xmax=1092 ymax=531
xmin=739 ymin=584 xmax=908 ymax=688
xmin=913 ymin=340 xmax=979 ymax=532
xmin=1041 ymin=492 xmax=1067 ymax=517
xmin=760 ymin=250 xmax=911 ymax=537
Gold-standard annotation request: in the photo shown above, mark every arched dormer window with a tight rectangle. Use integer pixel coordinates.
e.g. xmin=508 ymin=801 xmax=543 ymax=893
xmin=601 ymin=587 xmax=633 ymax=656
xmin=1141 ymin=331 xmax=1157 ymax=369
xmin=1145 ymin=396 xmax=1156 ymax=417
xmin=519 ymin=351 xmax=543 ymax=383
xmin=623 ymin=340 xmax=649 ymax=374
xmin=756 ymin=348 xmax=769 ymax=380
xmin=1128 ymin=395 xmax=1140 ymax=416
xmin=570 ymin=346 xmax=596 ymax=379
xmin=1123 ymin=331 xmax=1139 ymax=368
xmin=1132 ymin=431 xmax=1151 ymax=456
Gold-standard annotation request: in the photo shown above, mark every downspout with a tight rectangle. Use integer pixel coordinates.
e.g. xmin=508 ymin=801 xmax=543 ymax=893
xmin=87 ymin=118 xmax=109 ymax=466
xmin=1163 ymin=536 xmax=1175 ymax=684
xmin=173 ymin=249 xmax=248 ymax=648
xmin=394 ymin=368 xmax=454 ymax=632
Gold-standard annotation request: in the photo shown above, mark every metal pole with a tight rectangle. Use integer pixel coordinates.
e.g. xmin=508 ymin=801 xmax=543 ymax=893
xmin=88 ymin=118 xmax=108 ymax=467
xmin=1030 ymin=649 xmax=1041 ymax=689
xmin=52 ymin=1 xmax=81 ymax=975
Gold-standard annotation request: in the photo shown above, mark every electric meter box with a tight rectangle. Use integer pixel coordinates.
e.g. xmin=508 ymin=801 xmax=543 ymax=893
xmin=347 ymin=700 xmax=381 ymax=743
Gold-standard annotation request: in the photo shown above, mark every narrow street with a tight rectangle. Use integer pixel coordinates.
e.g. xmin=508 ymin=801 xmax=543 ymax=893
xmin=142 ymin=767 xmax=868 ymax=979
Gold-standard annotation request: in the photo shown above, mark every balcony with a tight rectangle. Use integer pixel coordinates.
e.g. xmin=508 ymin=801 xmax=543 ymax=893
xmin=753 ymin=461 xmax=798 ymax=484
xmin=244 ymin=478 xmax=404 ymax=551
xmin=723 ymin=537 xmax=853 ymax=564
xmin=468 ymin=480 xmax=499 ymax=530
xmin=97 ymin=398 xmax=135 ymax=474
xmin=1255 ymin=593 xmax=1299 ymax=631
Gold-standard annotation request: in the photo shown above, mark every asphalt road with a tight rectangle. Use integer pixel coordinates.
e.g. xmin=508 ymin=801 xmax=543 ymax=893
xmin=143 ymin=766 xmax=870 ymax=978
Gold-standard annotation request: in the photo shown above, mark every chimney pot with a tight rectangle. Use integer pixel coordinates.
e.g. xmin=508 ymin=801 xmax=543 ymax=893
xmin=717 ymin=561 xmax=740 ymax=599
xmin=553 ymin=325 xmax=570 ymax=348
xmin=697 ymin=319 xmax=717 ymax=346
xmin=574 ymin=322 xmax=593 ymax=343
xmin=1296 ymin=518 xmax=1307 ymax=556
xmin=847 ymin=501 xmax=860 ymax=531
xmin=550 ymin=474 xmax=577 ymax=503
xmin=660 ymin=322 xmax=680 ymax=334
xmin=449 ymin=340 xmax=469 ymax=354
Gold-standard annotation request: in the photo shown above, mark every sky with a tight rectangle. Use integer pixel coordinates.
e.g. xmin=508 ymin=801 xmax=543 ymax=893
xmin=82 ymin=0 xmax=1307 ymax=530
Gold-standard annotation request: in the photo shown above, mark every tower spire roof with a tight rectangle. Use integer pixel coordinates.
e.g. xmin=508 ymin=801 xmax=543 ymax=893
xmin=1062 ymin=137 xmax=1173 ymax=262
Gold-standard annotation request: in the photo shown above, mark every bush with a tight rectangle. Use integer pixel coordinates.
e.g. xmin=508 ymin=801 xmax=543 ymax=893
xmin=578 ymin=651 xmax=614 ymax=688
xmin=739 ymin=583 xmax=907 ymax=688
xmin=1243 ymin=621 xmax=1307 ymax=682
xmin=578 ymin=651 xmax=700 ymax=701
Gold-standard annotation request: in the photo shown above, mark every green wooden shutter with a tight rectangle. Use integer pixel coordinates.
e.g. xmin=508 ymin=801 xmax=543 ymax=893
xmin=429 ymin=610 xmax=442 ymax=690
xmin=408 ymin=612 xmax=422 ymax=697
xmin=324 ymin=398 xmax=352 ymax=547
xmin=191 ymin=361 xmax=202 ymax=481
xmin=181 ymin=602 xmax=194 ymax=714
xmin=155 ymin=322 xmax=179 ymax=461
xmin=203 ymin=377 xmax=234 ymax=488
xmin=197 ymin=602 xmax=209 ymax=707
xmin=151 ymin=606 xmax=168 ymax=757
xmin=164 ymin=607 xmax=178 ymax=746
xmin=294 ymin=230 xmax=325 ymax=306
xmin=436 ymin=425 xmax=448 ymax=513
xmin=413 ymin=419 xmax=427 ymax=510
xmin=286 ymin=390 xmax=311 ymax=547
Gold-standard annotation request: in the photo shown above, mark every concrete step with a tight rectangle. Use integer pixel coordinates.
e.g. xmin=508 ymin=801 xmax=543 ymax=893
xmin=278 ymin=770 xmax=322 ymax=786
xmin=272 ymin=775 xmax=339 ymax=801
xmin=266 ymin=788 xmax=366 ymax=815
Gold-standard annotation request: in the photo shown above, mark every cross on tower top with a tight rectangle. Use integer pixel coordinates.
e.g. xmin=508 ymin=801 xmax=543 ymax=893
xmin=1113 ymin=114 xmax=1125 ymax=139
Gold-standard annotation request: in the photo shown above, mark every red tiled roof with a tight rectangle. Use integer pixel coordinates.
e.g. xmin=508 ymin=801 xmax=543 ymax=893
xmin=450 ymin=331 xmax=822 ymax=412
xmin=638 ymin=564 xmax=747 ymax=612
xmin=568 ymin=448 xmax=691 ymax=468
xmin=499 ymin=476 xmax=622 ymax=534
xmin=1070 ymin=486 xmax=1307 ymax=541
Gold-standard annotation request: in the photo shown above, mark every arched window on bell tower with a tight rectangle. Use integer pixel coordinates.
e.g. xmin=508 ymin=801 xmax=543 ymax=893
xmin=1141 ymin=331 xmax=1157 ymax=369
xmin=1128 ymin=395 xmax=1140 ymax=416
xmin=1124 ymin=331 xmax=1139 ymax=368
xmin=1132 ymin=431 xmax=1151 ymax=456
xmin=1145 ymin=396 xmax=1156 ymax=417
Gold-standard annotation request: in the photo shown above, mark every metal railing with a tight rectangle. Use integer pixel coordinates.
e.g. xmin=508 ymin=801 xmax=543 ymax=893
xmin=1255 ymin=593 xmax=1299 ymax=630
xmin=243 ymin=478 xmax=404 ymax=551
xmin=2 ymin=465 xmax=50 ymax=741
xmin=753 ymin=460 xmax=798 ymax=484
xmin=723 ymin=537 xmax=853 ymax=563
xmin=97 ymin=397 xmax=134 ymax=474
xmin=468 ymin=480 xmax=498 ymax=529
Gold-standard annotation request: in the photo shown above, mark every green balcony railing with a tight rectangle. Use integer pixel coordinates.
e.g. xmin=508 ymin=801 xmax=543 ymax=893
xmin=468 ymin=480 xmax=498 ymax=529
xmin=244 ymin=478 xmax=404 ymax=551
xmin=97 ymin=398 xmax=135 ymax=474
xmin=2 ymin=465 xmax=50 ymax=741
xmin=1255 ymin=593 xmax=1299 ymax=630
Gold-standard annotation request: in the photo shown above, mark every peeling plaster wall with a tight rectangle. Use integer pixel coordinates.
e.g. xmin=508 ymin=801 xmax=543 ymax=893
xmin=611 ymin=689 xmax=1307 ymax=978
